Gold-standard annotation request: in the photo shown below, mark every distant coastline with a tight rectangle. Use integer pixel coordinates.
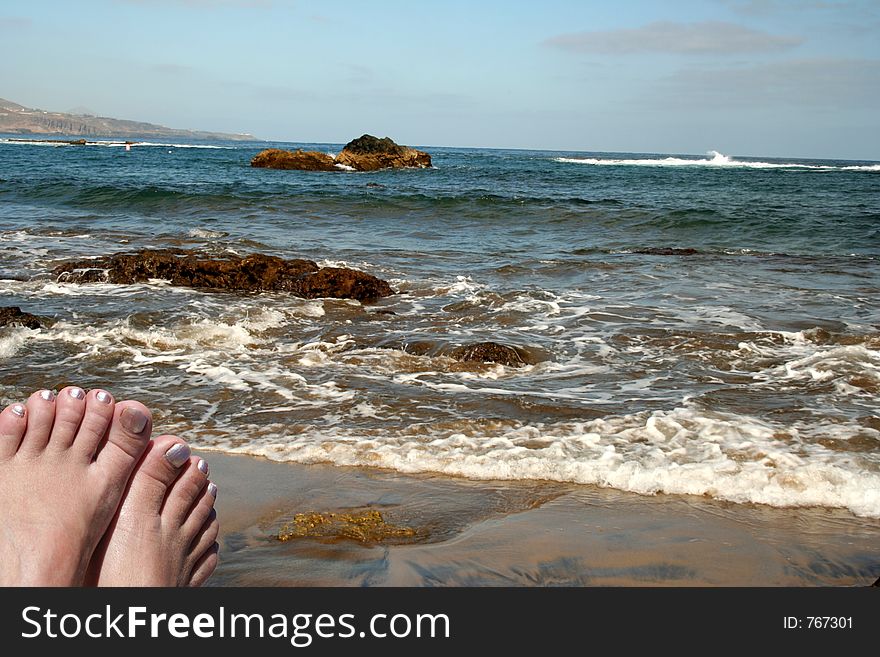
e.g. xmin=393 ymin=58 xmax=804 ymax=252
xmin=0 ymin=97 xmax=257 ymax=142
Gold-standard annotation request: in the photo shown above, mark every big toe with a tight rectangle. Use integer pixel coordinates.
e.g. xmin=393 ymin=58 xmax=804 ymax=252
xmin=123 ymin=435 xmax=193 ymax=514
xmin=93 ymin=400 xmax=152 ymax=483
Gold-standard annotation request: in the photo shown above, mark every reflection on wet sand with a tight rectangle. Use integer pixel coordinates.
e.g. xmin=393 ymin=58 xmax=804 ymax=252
xmin=208 ymin=453 xmax=879 ymax=587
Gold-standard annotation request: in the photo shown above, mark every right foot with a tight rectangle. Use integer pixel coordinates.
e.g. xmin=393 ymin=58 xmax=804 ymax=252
xmin=86 ymin=434 xmax=220 ymax=586
xmin=0 ymin=387 xmax=152 ymax=585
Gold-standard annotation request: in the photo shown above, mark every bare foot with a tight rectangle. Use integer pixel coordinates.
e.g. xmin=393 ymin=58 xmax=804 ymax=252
xmin=0 ymin=387 xmax=152 ymax=585
xmin=87 ymin=434 xmax=220 ymax=586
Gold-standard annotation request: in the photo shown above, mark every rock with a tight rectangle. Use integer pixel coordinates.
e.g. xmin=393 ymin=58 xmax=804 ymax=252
xmin=250 ymin=148 xmax=338 ymax=171
xmin=335 ymin=134 xmax=431 ymax=171
xmin=54 ymin=249 xmax=394 ymax=303
xmin=249 ymin=136 xmax=431 ymax=172
xmin=0 ymin=306 xmax=45 ymax=329
xmin=448 ymin=342 xmax=533 ymax=367
xmin=873 ymin=576 xmax=879 ymax=587
xmin=288 ymin=266 xmax=394 ymax=302
xmin=632 ymin=248 xmax=700 ymax=256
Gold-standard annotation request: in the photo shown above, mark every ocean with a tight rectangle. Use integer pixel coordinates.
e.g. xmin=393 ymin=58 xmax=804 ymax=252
xmin=1 ymin=138 xmax=878 ymax=519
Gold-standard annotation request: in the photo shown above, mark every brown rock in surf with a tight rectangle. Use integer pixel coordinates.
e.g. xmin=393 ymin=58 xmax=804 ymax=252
xmin=0 ymin=306 xmax=45 ymax=329
xmin=54 ymin=249 xmax=394 ymax=303
xmin=334 ymin=134 xmax=432 ymax=171
xmin=448 ymin=342 xmax=533 ymax=367
xmin=250 ymin=135 xmax=431 ymax=172
xmin=250 ymin=148 xmax=338 ymax=171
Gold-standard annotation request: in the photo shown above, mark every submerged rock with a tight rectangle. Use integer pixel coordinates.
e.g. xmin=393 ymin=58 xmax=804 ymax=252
xmin=632 ymin=247 xmax=700 ymax=256
xmin=448 ymin=342 xmax=533 ymax=367
xmin=335 ymin=134 xmax=431 ymax=171
xmin=54 ymin=249 xmax=394 ymax=303
xmin=250 ymin=148 xmax=337 ymax=171
xmin=0 ymin=306 xmax=45 ymax=329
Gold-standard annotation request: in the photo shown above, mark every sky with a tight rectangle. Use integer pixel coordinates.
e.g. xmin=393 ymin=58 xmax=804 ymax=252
xmin=1 ymin=0 xmax=878 ymax=159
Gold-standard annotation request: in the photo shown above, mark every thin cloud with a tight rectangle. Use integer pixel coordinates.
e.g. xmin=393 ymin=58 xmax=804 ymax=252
xmin=653 ymin=58 xmax=880 ymax=108
xmin=720 ymin=0 xmax=854 ymax=15
xmin=152 ymin=63 xmax=193 ymax=75
xmin=0 ymin=17 xmax=32 ymax=30
xmin=545 ymin=21 xmax=802 ymax=55
xmin=118 ymin=0 xmax=272 ymax=8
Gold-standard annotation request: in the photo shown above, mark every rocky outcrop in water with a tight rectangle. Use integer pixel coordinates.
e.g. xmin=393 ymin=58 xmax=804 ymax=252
xmin=250 ymin=134 xmax=431 ymax=172
xmin=449 ymin=342 xmax=533 ymax=367
xmin=0 ymin=306 xmax=45 ymax=329
xmin=250 ymin=148 xmax=337 ymax=171
xmin=335 ymin=135 xmax=432 ymax=171
xmin=54 ymin=249 xmax=394 ymax=302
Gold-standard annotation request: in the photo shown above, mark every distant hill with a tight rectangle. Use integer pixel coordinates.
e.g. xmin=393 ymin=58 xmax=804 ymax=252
xmin=0 ymin=97 xmax=257 ymax=142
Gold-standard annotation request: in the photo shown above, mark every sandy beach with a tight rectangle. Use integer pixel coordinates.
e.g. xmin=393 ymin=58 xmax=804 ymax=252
xmin=206 ymin=452 xmax=879 ymax=587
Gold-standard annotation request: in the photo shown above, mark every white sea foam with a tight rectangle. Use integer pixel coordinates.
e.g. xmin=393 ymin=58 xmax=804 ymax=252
xmin=187 ymin=228 xmax=228 ymax=239
xmin=555 ymin=151 xmax=880 ymax=171
xmin=0 ymin=139 xmax=232 ymax=149
xmin=0 ymin=326 xmax=33 ymax=358
xmin=204 ymin=403 xmax=880 ymax=518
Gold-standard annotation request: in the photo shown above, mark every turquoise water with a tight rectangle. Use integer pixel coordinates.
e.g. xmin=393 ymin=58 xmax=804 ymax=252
xmin=1 ymin=138 xmax=878 ymax=516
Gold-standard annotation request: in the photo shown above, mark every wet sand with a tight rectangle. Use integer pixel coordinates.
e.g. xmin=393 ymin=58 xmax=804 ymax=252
xmin=206 ymin=452 xmax=879 ymax=586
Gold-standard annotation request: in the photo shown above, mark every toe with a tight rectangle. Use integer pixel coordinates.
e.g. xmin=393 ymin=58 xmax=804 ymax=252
xmin=46 ymin=386 xmax=87 ymax=451
xmin=185 ymin=511 xmax=219 ymax=581
xmin=0 ymin=403 xmax=27 ymax=460
xmin=188 ymin=509 xmax=220 ymax=560
xmin=16 ymin=390 xmax=57 ymax=457
xmin=180 ymin=475 xmax=216 ymax=540
xmin=92 ymin=399 xmax=152 ymax=479
xmin=187 ymin=542 xmax=220 ymax=588
xmin=69 ymin=389 xmax=116 ymax=460
xmin=163 ymin=456 xmax=210 ymax=528
xmin=122 ymin=435 xmax=192 ymax=515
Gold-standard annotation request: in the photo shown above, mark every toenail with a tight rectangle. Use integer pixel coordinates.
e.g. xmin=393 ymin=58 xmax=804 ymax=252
xmin=165 ymin=443 xmax=191 ymax=468
xmin=96 ymin=391 xmax=112 ymax=404
xmin=198 ymin=459 xmax=209 ymax=475
xmin=208 ymin=482 xmax=218 ymax=498
xmin=69 ymin=387 xmax=85 ymax=400
xmin=120 ymin=407 xmax=148 ymax=434
xmin=39 ymin=389 xmax=55 ymax=402
xmin=10 ymin=404 xmax=25 ymax=418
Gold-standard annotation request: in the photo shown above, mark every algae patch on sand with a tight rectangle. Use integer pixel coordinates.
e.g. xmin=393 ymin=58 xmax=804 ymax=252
xmin=276 ymin=509 xmax=418 ymax=544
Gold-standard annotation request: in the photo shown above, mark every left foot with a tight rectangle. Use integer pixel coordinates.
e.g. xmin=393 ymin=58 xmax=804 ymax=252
xmin=86 ymin=434 xmax=220 ymax=586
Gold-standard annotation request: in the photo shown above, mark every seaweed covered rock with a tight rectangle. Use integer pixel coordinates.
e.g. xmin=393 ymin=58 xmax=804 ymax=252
xmin=289 ymin=266 xmax=393 ymax=302
xmin=250 ymin=148 xmax=337 ymax=171
xmin=54 ymin=249 xmax=394 ymax=303
xmin=448 ymin=342 xmax=533 ymax=367
xmin=335 ymin=134 xmax=431 ymax=171
xmin=0 ymin=306 xmax=45 ymax=329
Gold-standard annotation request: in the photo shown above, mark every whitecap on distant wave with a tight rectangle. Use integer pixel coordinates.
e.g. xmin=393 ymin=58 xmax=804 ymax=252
xmin=555 ymin=150 xmax=880 ymax=172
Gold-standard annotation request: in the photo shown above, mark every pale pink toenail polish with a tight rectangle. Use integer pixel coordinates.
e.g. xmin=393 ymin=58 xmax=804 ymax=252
xmin=198 ymin=459 xmax=209 ymax=475
xmin=10 ymin=404 xmax=25 ymax=418
xmin=69 ymin=387 xmax=85 ymax=400
xmin=39 ymin=389 xmax=55 ymax=402
xmin=165 ymin=443 xmax=190 ymax=468
xmin=96 ymin=391 xmax=111 ymax=404
xmin=120 ymin=407 xmax=148 ymax=434
xmin=208 ymin=482 xmax=218 ymax=498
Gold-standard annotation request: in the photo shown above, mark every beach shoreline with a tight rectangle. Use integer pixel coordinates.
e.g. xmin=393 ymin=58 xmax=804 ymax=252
xmin=206 ymin=451 xmax=879 ymax=587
